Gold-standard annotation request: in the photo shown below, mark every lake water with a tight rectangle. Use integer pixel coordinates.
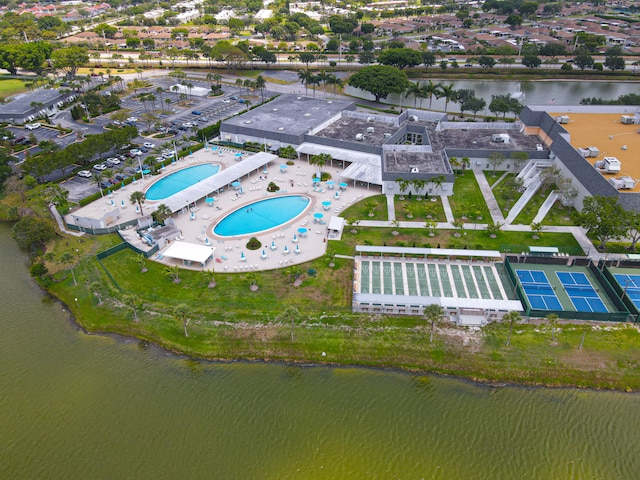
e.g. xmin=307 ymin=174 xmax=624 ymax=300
xmin=1 ymin=222 xmax=640 ymax=479
xmin=346 ymin=79 xmax=640 ymax=112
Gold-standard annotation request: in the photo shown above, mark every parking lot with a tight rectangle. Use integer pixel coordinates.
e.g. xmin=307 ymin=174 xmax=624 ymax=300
xmin=9 ymin=125 xmax=77 ymax=162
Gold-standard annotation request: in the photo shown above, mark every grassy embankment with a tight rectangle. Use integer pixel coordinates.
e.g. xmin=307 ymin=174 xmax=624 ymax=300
xmin=44 ymin=230 xmax=640 ymax=392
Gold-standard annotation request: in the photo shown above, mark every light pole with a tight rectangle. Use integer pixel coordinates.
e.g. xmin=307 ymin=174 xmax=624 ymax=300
xmin=138 ymin=155 xmax=145 ymax=181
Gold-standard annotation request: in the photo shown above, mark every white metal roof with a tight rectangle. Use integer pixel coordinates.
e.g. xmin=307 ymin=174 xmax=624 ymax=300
xmin=328 ymin=216 xmax=344 ymax=231
xmin=353 ymin=293 xmax=523 ymax=312
xmin=163 ymin=241 xmax=215 ymax=264
xmin=341 ymin=162 xmax=383 ymax=185
xmin=158 ymin=152 xmax=278 ymax=212
xmin=296 ymin=142 xmax=380 ymax=166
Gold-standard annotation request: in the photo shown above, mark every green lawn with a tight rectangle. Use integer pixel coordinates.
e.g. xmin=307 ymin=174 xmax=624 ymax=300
xmin=332 ymin=226 xmax=583 ymax=256
xmin=448 ymin=171 xmax=491 ymax=222
xmin=541 ymin=200 xmax=578 ymax=227
xmin=483 ymin=170 xmax=506 ymax=188
xmin=490 ymin=173 xmax=524 ymax=214
xmin=513 ymin=184 xmax=555 ymax=225
xmin=342 ymin=194 xmax=387 ymax=221
xmin=393 ymin=195 xmax=447 ymax=222
xmin=0 ymin=78 xmax=27 ymax=97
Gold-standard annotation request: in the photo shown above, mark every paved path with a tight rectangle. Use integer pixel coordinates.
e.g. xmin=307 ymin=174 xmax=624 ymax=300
xmin=385 ymin=194 xmax=396 ymax=222
xmin=490 ymin=171 xmax=511 ymax=190
xmin=440 ymin=195 xmax=455 ymax=224
xmin=474 ymin=170 xmax=505 ymax=224
xmin=50 ymin=205 xmax=84 ymax=237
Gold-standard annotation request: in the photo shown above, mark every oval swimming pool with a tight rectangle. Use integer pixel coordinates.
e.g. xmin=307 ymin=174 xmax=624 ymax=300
xmin=214 ymin=195 xmax=311 ymax=237
xmin=146 ymin=164 xmax=220 ymax=201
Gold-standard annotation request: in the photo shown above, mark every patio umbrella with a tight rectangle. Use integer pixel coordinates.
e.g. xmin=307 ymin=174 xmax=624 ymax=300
xmin=231 ymin=181 xmax=240 ymax=187
xmin=205 ymin=198 xmax=214 ymax=206
xmin=322 ymin=201 xmax=331 ymax=210
xmin=295 ymin=244 xmax=300 ymax=254
xmin=205 ymin=237 xmax=210 ymax=246
xmin=110 ymin=199 xmax=115 ymax=206
xmin=292 ymin=234 xmax=298 ymax=243
xmin=280 ymin=164 xmax=287 ymax=170
xmin=298 ymin=228 xmax=308 ymax=236
xmin=121 ymin=200 xmax=126 ymax=207
xmin=121 ymin=182 xmax=125 ymax=189
xmin=312 ymin=177 xmax=321 ymax=183
xmin=271 ymin=240 xmax=276 ymax=250
xmin=326 ymin=180 xmax=335 ymax=186
xmin=283 ymin=245 xmax=290 ymax=254
xmin=339 ymin=182 xmax=348 ymax=189
xmin=235 ymin=152 xmax=242 ymax=157
xmin=240 ymin=251 xmax=246 ymax=260
xmin=314 ymin=212 xmax=323 ymax=219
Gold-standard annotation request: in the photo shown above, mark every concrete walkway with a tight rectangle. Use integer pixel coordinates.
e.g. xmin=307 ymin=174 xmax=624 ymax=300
xmin=439 ymin=195 xmax=455 ymax=224
xmin=473 ymin=170 xmax=505 ymax=224
xmin=385 ymin=194 xmax=396 ymax=222
xmin=490 ymin=171 xmax=511 ymax=190
xmin=50 ymin=205 xmax=84 ymax=237
xmin=531 ymin=191 xmax=559 ymax=224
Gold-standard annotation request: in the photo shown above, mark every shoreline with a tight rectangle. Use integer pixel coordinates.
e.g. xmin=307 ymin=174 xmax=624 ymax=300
xmin=53 ymin=288 xmax=640 ymax=393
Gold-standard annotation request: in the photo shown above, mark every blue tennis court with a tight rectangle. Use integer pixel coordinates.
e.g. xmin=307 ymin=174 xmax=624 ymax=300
xmin=614 ymin=273 xmax=640 ymax=308
xmin=556 ymin=272 xmax=608 ymax=313
xmin=516 ymin=269 xmax=563 ymax=310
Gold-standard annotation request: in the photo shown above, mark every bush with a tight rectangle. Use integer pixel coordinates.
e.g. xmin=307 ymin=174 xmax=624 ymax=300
xmin=267 ymin=182 xmax=279 ymax=192
xmin=246 ymin=237 xmax=261 ymax=250
xmin=30 ymin=262 xmax=48 ymax=277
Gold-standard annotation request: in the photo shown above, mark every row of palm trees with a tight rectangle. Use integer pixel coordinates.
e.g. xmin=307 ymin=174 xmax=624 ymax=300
xmin=404 ymin=80 xmax=456 ymax=112
xmin=297 ymin=70 xmax=343 ymax=98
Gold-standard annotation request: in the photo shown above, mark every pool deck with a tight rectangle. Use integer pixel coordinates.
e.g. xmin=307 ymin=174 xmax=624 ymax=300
xmin=67 ymin=147 xmax=378 ymax=272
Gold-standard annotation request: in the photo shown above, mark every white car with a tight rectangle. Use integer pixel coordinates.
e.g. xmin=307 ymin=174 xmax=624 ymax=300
xmin=25 ymin=123 xmax=41 ymax=130
xmin=126 ymin=117 xmax=138 ymax=123
xmin=129 ymin=149 xmax=142 ymax=156
xmin=162 ymin=151 xmax=175 ymax=159
xmin=143 ymin=142 xmax=155 ymax=149
xmin=93 ymin=163 xmax=108 ymax=171
xmin=105 ymin=157 xmax=120 ymax=166
xmin=77 ymin=170 xmax=92 ymax=178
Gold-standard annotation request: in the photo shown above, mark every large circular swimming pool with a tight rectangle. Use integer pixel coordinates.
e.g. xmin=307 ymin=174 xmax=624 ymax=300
xmin=146 ymin=164 xmax=220 ymax=201
xmin=213 ymin=195 xmax=311 ymax=237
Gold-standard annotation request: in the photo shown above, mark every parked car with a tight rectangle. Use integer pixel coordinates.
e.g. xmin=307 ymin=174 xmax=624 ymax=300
xmin=129 ymin=149 xmax=142 ymax=156
xmin=167 ymin=128 xmax=179 ymax=135
xmin=139 ymin=147 xmax=149 ymax=153
xmin=25 ymin=123 xmax=41 ymax=130
xmin=114 ymin=173 xmax=128 ymax=181
xmin=143 ymin=142 xmax=155 ymax=149
xmin=77 ymin=170 xmax=92 ymax=178
xmin=126 ymin=117 xmax=138 ymax=123
xmin=230 ymin=96 xmax=238 ymax=101
xmin=105 ymin=157 xmax=120 ymax=166
xmin=99 ymin=181 xmax=113 ymax=189
xmin=191 ymin=110 xmax=202 ymax=115
xmin=13 ymin=136 xmax=26 ymax=145
xmin=178 ymin=125 xmax=188 ymax=131
xmin=222 ymin=99 xmax=232 ymax=104
xmin=93 ymin=163 xmax=108 ymax=171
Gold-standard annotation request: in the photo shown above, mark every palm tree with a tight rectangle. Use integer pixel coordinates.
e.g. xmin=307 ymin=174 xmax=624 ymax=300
xmin=59 ymin=252 xmax=77 ymax=285
xmin=449 ymin=156 xmax=461 ymax=175
xmin=164 ymin=264 xmax=180 ymax=283
xmin=422 ymin=80 xmax=439 ymax=110
xmin=122 ymin=294 xmax=140 ymax=323
xmin=504 ymin=311 xmax=521 ymax=347
xmin=173 ymin=303 xmax=190 ymax=337
xmin=364 ymin=200 xmax=378 ymax=217
xmin=281 ymin=305 xmax=301 ymax=340
xmin=201 ymin=269 xmax=216 ymax=288
xmin=154 ymin=204 xmax=172 ymax=225
xmin=134 ymin=253 xmax=148 ymax=273
xmin=405 ymin=82 xmax=422 ymax=107
xmin=297 ymin=69 xmax=312 ymax=96
xmin=437 ymin=83 xmax=456 ymax=112
xmin=92 ymin=171 xmax=108 ymax=198
xmin=247 ymin=271 xmax=259 ymax=291
xmin=255 ymin=75 xmax=266 ymax=102
xmin=424 ymin=304 xmax=444 ymax=343
xmin=130 ymin=191 xmax=146 ymax=214
xmin=89 ymin=281 xmax=106 ymax=305
xmin=546 ymin=313 xmax=559 ymax=342
xmin=530 ymin=222 xmax=544 ymax=239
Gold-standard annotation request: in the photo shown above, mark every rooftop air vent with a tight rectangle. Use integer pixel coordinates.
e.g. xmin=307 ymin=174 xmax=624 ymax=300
xmin=304 ymin=113 xmax=311 ymax=117
xmin=296 ymin=96 xmax=302 ymax=100
xmin=410 ymin=167 xmax=419 ymax=173
xmin=272 ymin=108 xmax=278 ymax=111
xmin=384 ymin=133 xmax=392 ymax=139
xmin=278 ymin=127 xmax=285 ymax=131
xmin=367 ymin=116 xmax=375 ymax=122
xmin=410 ymin=115 xmax=419 ymax=122
xmin=355 ymin=133 xmax=364 ymax=141
xmin=327 ymin=101 xmax=332 ymax=104
xmin=367 ymin=127 xmax=374 ymax=133
xmin=244 ymin=120 xmax=252 ymax=124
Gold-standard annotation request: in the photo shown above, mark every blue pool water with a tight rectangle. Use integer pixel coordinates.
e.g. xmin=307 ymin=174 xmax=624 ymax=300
xmin=214 ymin=195 xmax=310 ymax=236
xmin=146 ymin=164 xmax=220 ymax=201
